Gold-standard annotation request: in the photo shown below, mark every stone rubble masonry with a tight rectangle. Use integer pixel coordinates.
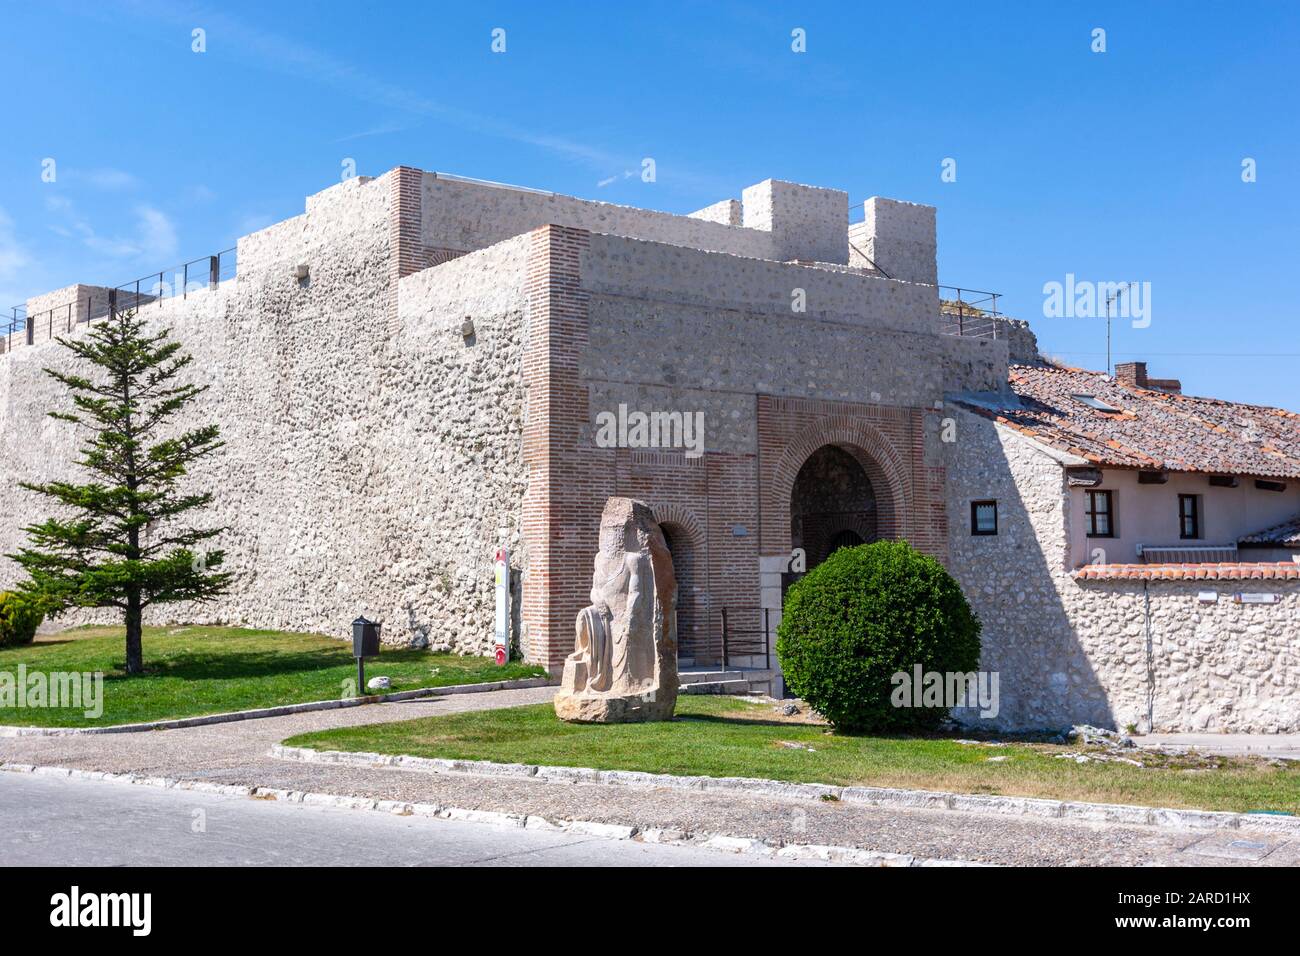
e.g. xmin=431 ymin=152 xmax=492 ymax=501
xmin=15 ymin=284 xmax=121 ymax=351
xmin=387 ymin=231 xmax=533 ymax=654
xmin=850 ymin=197 xmax=938 ymax=285
xmin=1 ymin=172 xmax=400 ymax=641
xmin=421 ymin=172 xmax=856 ymax=266
xmin=687 ymin=198 xmax=742 ymax=226
xmin=740 ymin=179 xmax=849 ymax=264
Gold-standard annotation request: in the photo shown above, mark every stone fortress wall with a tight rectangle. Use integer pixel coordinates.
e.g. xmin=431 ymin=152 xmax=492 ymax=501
xmin=2 ymin=163 xmax=1293 ymax=731
xmin=3 ymin=167 xmax=974 ymax=662
xmin=0 ymin=173 xmax=404 ymax=642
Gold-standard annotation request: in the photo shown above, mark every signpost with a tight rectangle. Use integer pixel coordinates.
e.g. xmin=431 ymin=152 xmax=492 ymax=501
xmin=494 ymin=548 xmax=510 ymax=665
xmin=351 ymin=616 xmax=381 ymax=694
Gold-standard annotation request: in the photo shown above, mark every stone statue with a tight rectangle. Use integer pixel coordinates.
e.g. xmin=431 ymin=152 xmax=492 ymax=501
xmin=554 ymin=497 xmax=678 ymax=722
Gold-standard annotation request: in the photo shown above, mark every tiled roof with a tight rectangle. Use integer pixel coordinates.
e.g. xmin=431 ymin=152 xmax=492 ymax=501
xmin=1072 ymin=562 xmax=1300 ymax=581
xmin=1239 ymin=514 xmax=1300 ymax=547
xmin=956 ymin=363 xmax=1300 ymax=479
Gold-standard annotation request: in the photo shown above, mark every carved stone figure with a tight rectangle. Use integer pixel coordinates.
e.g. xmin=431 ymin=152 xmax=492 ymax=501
xmin=554 ymin=497 xmax=678 ymax=722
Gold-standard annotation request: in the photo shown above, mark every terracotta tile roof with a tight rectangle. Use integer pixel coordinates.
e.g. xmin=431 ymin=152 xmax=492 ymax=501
xmin=1072 ymin=562 xmax=1300 ymax=581
xmin=956 ymin=363 xmax=1300 ymax=479
xmin=1239 ymin=513 xmax=1300 ymax=547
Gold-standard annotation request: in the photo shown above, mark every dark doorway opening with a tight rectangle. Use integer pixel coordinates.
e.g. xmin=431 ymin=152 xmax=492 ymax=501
xmin=660 ymin=522 xmax=704 ymax=663
xmin=790 ymin=444 xmax=878 ymax=570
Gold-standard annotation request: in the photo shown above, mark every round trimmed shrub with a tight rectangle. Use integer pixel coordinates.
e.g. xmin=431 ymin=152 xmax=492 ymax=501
xmin=0 ymin=591 xmax=44 ymax=647
xmin=776 ymin=540 xmax=981 ymax=733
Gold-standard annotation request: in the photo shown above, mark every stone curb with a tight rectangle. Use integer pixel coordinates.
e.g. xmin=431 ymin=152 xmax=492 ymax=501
xmin=0 ymin=761 xmax=984 ymax=868
xmin=269 ymin=744 xmax=1300 ymax=836
xmin=0 ymin=677 xmax=555 ymax=737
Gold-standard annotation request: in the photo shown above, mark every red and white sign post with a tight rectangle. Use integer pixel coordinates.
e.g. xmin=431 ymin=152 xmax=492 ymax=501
xmin=493 ymin=548 xmax=510 ymax=666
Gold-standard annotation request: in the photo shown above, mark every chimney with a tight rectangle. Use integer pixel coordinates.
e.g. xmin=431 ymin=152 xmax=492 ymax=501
xmin=1116 ymin=360 xmax=1181 ymax=394
xmin=1114 ymin=361 xmax=1147 ymax=388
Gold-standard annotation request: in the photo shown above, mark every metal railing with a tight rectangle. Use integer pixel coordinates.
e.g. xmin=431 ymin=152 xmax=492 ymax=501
xmin=939 ymin=285 xmax=1002 ymax=338
xmin=4 ymin=248 xmax=236 ymax=353
xmin=719 ymin=607 xmax=772 ymax=670
xmin=3 ymin=307 xmax=27 ymax=347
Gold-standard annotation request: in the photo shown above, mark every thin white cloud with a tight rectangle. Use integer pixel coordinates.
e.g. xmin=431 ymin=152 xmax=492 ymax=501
xmin=47 ymin=196 xmax=179 ymax=262
xmin=134 ymin=206 xmax=178 ymax=260
xmin=334 ymin=123 xmax=409 ymax=144
xmin=597 ymin=169 xmax=639 ymax=188
xmin=108 ymin=0 xmax=641 ymax=173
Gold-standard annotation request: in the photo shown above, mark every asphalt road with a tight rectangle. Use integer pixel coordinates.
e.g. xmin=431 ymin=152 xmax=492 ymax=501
xmin=0 ymin=772 xmax=822 ymax=867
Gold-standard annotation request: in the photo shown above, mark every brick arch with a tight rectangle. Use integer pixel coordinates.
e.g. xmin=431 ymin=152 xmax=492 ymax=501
xmin=770 ymin=418 xmax=911 ymax=550
xmin=648 ymin=502 xmax=704 ymax=546
xmin=647 ymin=502 xmax=708 ymax=661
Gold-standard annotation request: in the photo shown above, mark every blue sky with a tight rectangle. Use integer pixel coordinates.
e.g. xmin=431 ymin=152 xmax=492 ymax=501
xmin=2 ymin=1 xmax=1297 ymax=408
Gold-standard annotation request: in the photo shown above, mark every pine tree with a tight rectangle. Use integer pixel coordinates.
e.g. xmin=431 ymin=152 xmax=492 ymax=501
xmin=10 ymin=309 xmax=230 ymax=674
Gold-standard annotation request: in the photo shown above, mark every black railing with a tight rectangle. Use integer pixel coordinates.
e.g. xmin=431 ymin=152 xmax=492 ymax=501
xmin=3 ymin=307 xmax=27 ymax=348
xmin=719 ymin=607 xmax=772 ymax=670
xmin=4 ymin=248 xmax=237 ymax=353
xmin=939 ymin=285 xmax=1002 ymax=338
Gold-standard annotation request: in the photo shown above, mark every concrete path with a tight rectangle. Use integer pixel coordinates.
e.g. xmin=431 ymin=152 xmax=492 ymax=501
xmin=2 ymin=686 xmax=1297 ymax=867
xmin=0 ymin=771 xmax=819 ymax=867
xmin=1135 ymin=733 xmax=1300 ymax=761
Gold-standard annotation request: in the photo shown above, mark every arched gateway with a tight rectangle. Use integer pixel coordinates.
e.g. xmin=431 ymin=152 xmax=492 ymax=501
xmin=790 ymin=444 xmax=879 ymax=569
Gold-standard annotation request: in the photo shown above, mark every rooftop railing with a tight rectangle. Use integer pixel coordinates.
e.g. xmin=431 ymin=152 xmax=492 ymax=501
xmin=4 ymin=248 xmax=236 ymax=352
xmin=939 ymin=285 xmax=1003 ymax=338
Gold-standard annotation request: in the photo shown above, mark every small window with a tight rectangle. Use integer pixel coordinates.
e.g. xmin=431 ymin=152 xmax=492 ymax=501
xmin=1071 ymin=393 xmax=1123 ymax=414
xmin=1179 ymin=494 xmax=1200 ymax=539
xmin=971 ymin=500 xmax=998 ymax=536
xmin=1086 ymin=490 xmax=1114 ymax=537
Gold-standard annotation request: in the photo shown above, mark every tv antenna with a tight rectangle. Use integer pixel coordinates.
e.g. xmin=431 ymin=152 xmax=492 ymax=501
xmin=1105 ymin=282 xmax=1134 ymax=376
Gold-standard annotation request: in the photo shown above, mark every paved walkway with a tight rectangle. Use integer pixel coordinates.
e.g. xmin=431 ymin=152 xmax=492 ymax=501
xmin=2 ymin=687 xmax=1297 ymax=867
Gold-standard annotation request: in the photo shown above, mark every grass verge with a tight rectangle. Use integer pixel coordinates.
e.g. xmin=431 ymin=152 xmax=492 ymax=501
xmin=284 ymin=695 xmax=1300 ymax=814
xmin=0 ymin=625 xmax=546 ymax=728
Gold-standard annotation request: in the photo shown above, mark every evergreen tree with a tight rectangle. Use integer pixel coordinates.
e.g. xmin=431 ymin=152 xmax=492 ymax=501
xmin=10 ymin=309 xmax=230 ymax=674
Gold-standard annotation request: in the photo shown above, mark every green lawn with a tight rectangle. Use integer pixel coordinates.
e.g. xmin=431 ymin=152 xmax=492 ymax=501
xmin=284 ymin=696 xmax=1300 ymax=815
xmin=0 ymin=625 xmax=546 ymax=728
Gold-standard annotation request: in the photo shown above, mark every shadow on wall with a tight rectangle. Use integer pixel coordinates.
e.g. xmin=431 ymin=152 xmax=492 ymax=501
xmin=946 ymin=408 xmax=1117 ymax=732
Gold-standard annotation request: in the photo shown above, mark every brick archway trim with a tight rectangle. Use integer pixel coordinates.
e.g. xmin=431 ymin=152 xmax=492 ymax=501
xmin=770 ymin=417 xmax=911 ymax=548
xmin=648 ymin=502 xmax=705 ymax=548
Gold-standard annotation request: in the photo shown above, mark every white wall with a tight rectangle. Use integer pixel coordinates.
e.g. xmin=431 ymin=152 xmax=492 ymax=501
xmin=1066 ymin=470 xmax=1300 ymax=565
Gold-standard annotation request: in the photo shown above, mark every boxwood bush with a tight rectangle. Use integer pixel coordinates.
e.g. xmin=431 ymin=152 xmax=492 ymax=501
xmin=0 ymin=591 xmax=44 ymax=647
xmin=775 ymin=540 xmax=981 ymax=733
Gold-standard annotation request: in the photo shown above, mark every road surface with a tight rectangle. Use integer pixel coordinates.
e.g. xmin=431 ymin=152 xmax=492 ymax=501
xmin=0 ymin=771 xmax=821 ymax=867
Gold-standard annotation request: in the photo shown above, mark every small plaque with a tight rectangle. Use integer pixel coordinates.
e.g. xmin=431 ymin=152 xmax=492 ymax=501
xmin=1234 ymin=592 xmax=1280 ymax=605
xmin=1196 ymin=591 xmax=1218 ymax=604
